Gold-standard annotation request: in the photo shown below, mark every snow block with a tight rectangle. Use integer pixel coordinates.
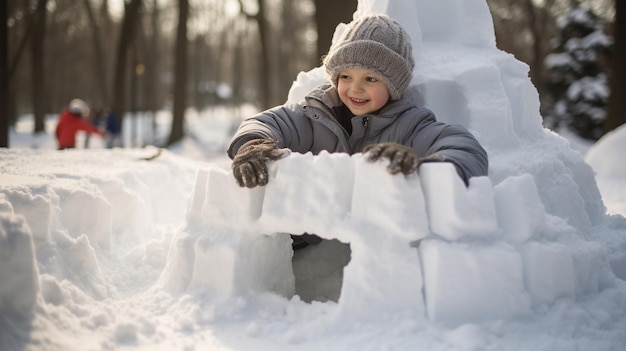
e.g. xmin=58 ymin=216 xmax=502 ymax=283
xmin=187 ymin=231 xmax=294 ymax=300
xmin=520 ymin=241 xmax=575 ymax=305
xmin=351 ymin=154 xmax=429 ymax=241
xmin=414 ymin=0 xmax=495 ymax=48
xmin=188 ymin=166 xmax=265 ymax=231
xmin=494 ymin=174 xmax=547 ymax=243
xmin=420 ymin=162 xmax=498 ymax=240
xmin=419 ymin=239 xmax=531 ymax=325
xmin=258 ymin=151 xmax=354 ymax=236
xmin=160 ymin=229 xmax=294 ymax=299
xmin=0 ymin=213 xmax=40 ymax=316
xmin=456 ymin=63 xmax=516 ymax=147
xmin=338 ymin=229 xmax=425 ymax=320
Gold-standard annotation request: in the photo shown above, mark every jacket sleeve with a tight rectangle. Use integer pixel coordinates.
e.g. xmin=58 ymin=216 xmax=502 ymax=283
xmin=227 ymin=102 xmax=313 ymax=159
xmin=409 ymin=110 xmax=488 ymax=185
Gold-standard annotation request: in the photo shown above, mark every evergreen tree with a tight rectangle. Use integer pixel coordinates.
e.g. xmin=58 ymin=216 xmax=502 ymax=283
xmin=544 ymin=6 xmax=613 ymax=140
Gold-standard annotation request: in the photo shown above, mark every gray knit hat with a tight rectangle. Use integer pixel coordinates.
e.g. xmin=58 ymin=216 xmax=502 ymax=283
xmin=324 ymin=14 xmax=414 ymax=100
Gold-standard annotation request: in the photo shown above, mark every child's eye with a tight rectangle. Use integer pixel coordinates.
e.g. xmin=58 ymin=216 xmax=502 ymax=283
xmin=366 ymin=76 xmax=378 ymax=82
xmin=339 ymin=74 xmax=350 ymax=80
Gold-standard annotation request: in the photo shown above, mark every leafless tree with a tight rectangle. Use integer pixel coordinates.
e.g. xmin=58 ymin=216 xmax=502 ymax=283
xmin=112 ymin=0 xmax=142 ymax=131
xmin=142 ymin=0 xmax=161 ymax=114
xmin=32 ymin=0 xmax=47 ymax=133
xmin=83 ymin=0 xmax=109 ymax=104
xmin=167 ymin=0 xmax=189 ymax=146
xmin=7 ymin=1 xmax=45 ymax=132
xmin=238 ymin=0 xmax=273 ymax=109
xmin=1 ymin=0 xmax=8 ymax=147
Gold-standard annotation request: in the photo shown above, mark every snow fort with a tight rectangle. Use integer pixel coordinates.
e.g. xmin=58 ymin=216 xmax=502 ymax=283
xmin=159 ymin=0 xmax=620 ymax=326
xmin=2 ymin=2 xmax=626 ymax=349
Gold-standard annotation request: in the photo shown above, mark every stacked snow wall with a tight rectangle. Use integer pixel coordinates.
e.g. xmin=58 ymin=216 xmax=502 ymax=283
xmin=161 ymin=152 xmax=428 ymax=320
xmin=165 ymin=151 xmax=613 ymax=326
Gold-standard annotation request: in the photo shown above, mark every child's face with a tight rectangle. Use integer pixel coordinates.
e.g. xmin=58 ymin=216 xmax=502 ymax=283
xmin=337 ymin=68 xmax=390 ymax=116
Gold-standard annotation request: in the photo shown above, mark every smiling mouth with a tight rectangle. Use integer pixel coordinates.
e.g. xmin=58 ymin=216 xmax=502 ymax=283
xmin=350 ymin=98 xmax=368 ymax=104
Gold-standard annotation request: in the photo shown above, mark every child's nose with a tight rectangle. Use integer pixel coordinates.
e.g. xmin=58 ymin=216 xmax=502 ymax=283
xmin=352 ymin=81 xmax=365 ymax=91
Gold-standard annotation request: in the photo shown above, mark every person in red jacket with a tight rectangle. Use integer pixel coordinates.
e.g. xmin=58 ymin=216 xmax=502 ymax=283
xmin=55 ymin=99 xmax=105 ymax=150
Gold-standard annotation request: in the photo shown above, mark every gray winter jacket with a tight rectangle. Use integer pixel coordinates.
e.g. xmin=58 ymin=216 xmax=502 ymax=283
xmin=228 ymin=84 xmax=488 ymax=185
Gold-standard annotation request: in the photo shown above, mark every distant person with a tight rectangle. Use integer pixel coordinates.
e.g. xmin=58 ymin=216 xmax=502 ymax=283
xmin=105 ymin=109 xmax=122 ymax=148
xmin=55 ymin=99 xmax=105 ymax=150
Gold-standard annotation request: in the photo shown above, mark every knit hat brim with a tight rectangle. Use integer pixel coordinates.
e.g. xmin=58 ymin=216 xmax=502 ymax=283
xmin=325 ymin=40 xmax=413 ymax=100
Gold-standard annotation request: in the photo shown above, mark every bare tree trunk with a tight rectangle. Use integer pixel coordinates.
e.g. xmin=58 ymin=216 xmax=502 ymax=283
xmin=605 ymin=0 xmax=626 ymax=133
xmin=279 ymin=0 xmax=296 ymax=100
xmin=32 ymin=0 xmax=47 ymax=134
xmin=238 ymin=0 xmax=272 ymax=109
xmin=257 ymin=0 xmax=271 ymax=108
xmin=167 ymin=0 xmax=189 ymax=146
xmin=192 ymin=35 xmax=205 ymax=110
xmin=144 ymin=0 xmax=160 ymax=113
xmin=1 ymin=0 xmax=8 ymax=147
xmin=314 ymin=0 xmax=356 ymax=59
xmin=523 ymin=0 xmax=542 ymax=87
xmin=231 ymin=19 xmax=247 ymax=106
xmin=8 ymin=6 xmax=34 ymax=85
xmin=83 ymin=0 xmax=109 ymax=105
xmin=521 ymin=0 xmax=556 ymax=96
xmin=112 ymin=0 xmax=142 ymax=135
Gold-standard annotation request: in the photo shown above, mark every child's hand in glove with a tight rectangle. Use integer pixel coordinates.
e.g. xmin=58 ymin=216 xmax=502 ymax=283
xmin=363 ymin=142 xmax=420 ymax=175
xmin=232 ymin=138 xmax=290 ymax=188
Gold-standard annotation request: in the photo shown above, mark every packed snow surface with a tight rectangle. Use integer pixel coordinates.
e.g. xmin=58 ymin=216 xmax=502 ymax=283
xmin=2 ymin=0 xmax=626 ymax=350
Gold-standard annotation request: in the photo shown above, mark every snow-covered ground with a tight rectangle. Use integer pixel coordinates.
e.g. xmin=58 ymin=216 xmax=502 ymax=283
xmin=2 ymin=0 xmax=626 ymax=350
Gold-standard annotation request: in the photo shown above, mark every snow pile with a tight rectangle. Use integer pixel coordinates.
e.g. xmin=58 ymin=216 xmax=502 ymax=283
xmin=586 ymin=124 xmax=626 ymax=218
xmin=2 ymin=0 xmax=626 ymax=349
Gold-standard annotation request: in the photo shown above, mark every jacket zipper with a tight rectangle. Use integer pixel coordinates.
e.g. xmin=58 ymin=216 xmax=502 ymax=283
xmin=354 ymin=116 xmax=370 ymax=152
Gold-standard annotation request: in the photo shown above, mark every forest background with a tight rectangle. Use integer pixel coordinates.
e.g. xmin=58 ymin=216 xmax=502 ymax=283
xmin=0 ymin=0 xmax=624 ymax=148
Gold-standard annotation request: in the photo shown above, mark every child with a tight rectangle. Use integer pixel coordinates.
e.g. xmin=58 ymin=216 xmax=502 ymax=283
xmin=56 ymin=99 xmax=106 ymax=150
xmin=227 ymin=14 xmax=488 ymax=189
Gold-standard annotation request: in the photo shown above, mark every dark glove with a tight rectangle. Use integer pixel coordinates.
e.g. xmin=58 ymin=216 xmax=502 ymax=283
xmin=363 ymin=142 xmax=420 ymax=175
xmin=232 ymin=138 xmax=290 ymax=188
